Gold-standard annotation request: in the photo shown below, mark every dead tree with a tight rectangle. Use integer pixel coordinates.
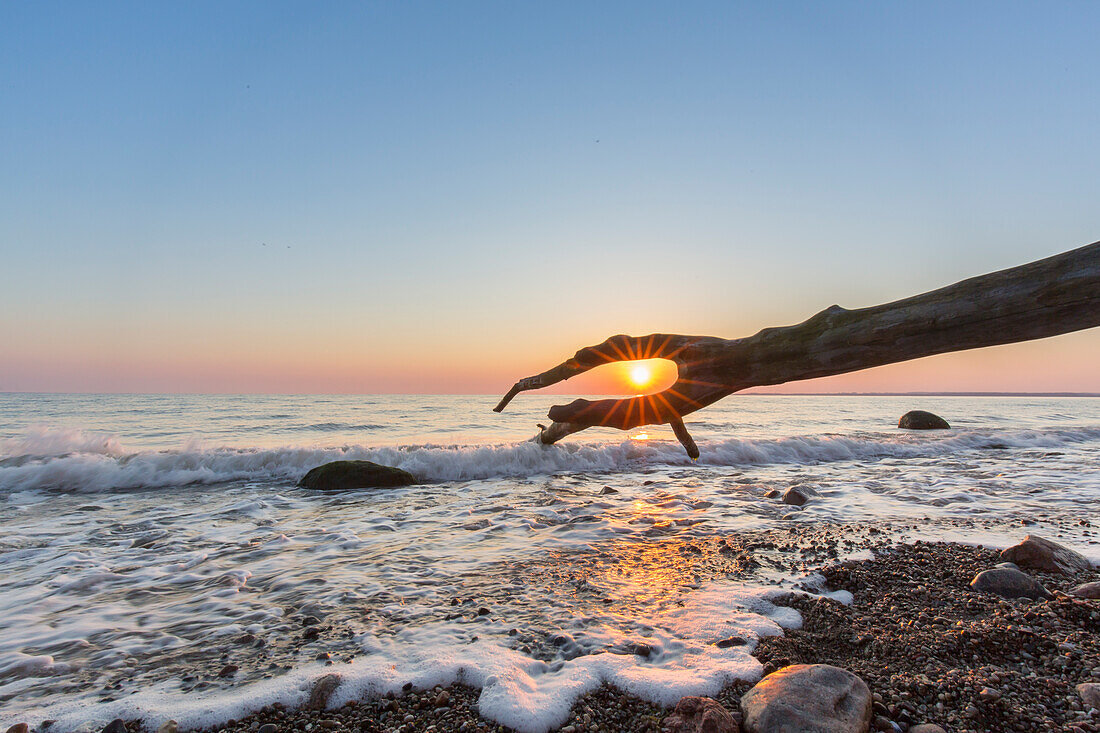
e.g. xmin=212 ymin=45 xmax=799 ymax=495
xmin=495 ymin=240 xmax=1100 ymax=457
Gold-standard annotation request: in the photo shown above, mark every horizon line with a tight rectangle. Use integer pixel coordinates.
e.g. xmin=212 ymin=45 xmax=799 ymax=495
xmin=2 ymin=391 xmax=1098 ymax=398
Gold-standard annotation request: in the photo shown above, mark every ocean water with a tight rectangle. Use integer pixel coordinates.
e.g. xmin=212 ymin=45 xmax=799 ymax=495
xmin=1 ymin=393 xmax=1098 ymax=731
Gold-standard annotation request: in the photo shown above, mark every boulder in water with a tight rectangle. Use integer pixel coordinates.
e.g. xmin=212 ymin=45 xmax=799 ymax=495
xmin=299 ymin=461 xmax=416 ymax=490
xmin=999 ymin=534 xmax=1093 ymax=575
xmin=898 ymin=410 xmax=950 ymax=429
xmin=781 ymin=486 xmax=815 ymax=507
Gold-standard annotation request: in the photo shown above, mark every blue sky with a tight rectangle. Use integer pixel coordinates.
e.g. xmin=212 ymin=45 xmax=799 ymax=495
xmin=2 ymin=2 xmax=1098 ymax=392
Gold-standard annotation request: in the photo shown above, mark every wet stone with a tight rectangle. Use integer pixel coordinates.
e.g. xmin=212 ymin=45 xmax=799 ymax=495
xmin=969 ymin=566 xmax=1051 ymax=599
xmin=740 ymin=664 xmax=872 ymax=733
xmin=663 ymin=696 xmax=740 ymax=733
xmin=298 ymin=460 xmax=416 ymax=490
xmin=308 ymin=673 xmax=341 ymax=710
xmin=781 ymin=486 xmax=814 ymax=507
xmin=1069 ymin=580 xmax=1100 ymax=598
xmin=898 ymin=410 xmax=950 ymax=429
xmin=1077 ymin=682 xmax=1100 ymax=710
xmin=999 ymin=534 xmax=1093 ymax=575
xmin=715 ymin=636 xmax=746 ymax=648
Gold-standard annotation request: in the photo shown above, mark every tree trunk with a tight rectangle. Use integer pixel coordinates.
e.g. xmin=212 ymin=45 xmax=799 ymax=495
xmin=495 ymin=240 xmax=1100 ymax=455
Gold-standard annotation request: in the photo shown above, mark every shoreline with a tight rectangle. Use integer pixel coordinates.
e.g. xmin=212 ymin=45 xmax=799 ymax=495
xmin=19 ymin=533 xmax=1097 ymax=733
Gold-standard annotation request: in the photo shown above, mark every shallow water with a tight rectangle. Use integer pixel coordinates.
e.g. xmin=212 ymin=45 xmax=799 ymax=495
xmin=1 ymin=394 xmax=1098 ymax=731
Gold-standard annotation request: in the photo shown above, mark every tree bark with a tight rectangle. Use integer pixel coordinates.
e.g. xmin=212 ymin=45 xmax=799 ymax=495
xmin=495 ymin=240 xmax=1100 ymax=455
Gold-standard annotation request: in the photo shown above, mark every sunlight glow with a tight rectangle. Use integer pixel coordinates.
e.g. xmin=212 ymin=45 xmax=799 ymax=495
xmin=629 ymin=364 xmax=652 ymax=388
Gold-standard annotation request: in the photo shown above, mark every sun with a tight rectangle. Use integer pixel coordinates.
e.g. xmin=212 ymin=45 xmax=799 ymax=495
xmin=629 ymin=364 xmax=652 ymax=388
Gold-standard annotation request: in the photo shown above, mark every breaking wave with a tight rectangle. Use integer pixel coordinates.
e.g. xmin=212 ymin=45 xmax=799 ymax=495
xmin=3 ymin=425 xmax=1099 ymax=494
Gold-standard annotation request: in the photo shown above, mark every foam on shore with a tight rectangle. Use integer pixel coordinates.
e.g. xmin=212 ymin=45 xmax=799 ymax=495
xmin=11 ymin=584 xmax=800 ymax=733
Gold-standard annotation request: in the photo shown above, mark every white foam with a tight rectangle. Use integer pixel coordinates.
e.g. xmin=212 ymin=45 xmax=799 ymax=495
xmin=11 ymin=583 xmax=796 ymax=733
xmin=3 ymin=426 xmax=1098 ymax=493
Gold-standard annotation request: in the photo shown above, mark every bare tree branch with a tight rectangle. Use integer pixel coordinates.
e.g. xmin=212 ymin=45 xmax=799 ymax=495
xmin=497 ymin=241 xmax=1100 ymax=456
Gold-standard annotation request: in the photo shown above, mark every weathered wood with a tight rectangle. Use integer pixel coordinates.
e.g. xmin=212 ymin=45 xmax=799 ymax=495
xmin=496 ymin=240 xmax=1100 ymax=454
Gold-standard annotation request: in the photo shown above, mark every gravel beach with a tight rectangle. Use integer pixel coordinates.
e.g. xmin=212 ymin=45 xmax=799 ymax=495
xmin=33 ymin=531 xmax=1097 ymax=733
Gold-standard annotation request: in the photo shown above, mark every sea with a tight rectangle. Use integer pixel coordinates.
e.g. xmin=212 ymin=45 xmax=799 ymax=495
xmin=2 ymin=393 xmax=1098 ymax=731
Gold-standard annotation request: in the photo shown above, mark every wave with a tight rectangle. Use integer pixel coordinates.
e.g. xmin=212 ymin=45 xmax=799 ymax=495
xmin=301 ymin=422 xmax=387 ymax=432
xmin=2 ymin=426 xmax=1099 ymax=493
xmin=0 ymin=426 xmax=126 ymax=458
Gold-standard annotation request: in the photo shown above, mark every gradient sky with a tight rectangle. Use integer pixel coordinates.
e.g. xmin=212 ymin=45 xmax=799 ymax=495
xmin=2 ymin=2 xmax=1098 ymax=394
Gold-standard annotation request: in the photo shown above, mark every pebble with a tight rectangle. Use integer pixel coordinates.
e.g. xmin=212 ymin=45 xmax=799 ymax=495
xmin=969 ymin=566 xmax=1051 ymax=599
xmin=102 ymin=720 xmax=126 ymax=733
xmin=663 ymin=696 xmax=738 ymax=733
xmin=308 ymin=674 xmax=341 ymax=710
xmin=5 ymin=725 xmax=29 ymax=733
xmin=1077 ymin=682 xmax=1100 ymax=710
xmin=218 ymin=664 xmax=239 ymax=677
xmin=1069 ymin=580 xmax=1100 ymax=599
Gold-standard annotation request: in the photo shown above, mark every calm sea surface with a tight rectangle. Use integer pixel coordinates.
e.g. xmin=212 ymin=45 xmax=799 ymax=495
xmin=2 ymin=394 xmax=1098 ymax=731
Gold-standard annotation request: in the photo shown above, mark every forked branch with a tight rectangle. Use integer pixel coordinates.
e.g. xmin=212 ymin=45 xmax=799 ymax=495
xmin=496 ymin=241 xmax=1100 ymax=456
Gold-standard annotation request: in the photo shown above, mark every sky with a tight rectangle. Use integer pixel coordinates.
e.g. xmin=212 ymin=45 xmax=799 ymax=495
xmin=1 ymin=1 xmax=1098 ymax=394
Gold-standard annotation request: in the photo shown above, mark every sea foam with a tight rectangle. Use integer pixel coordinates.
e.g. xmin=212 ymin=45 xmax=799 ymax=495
xmin=8 ymin=583 xmax=799 ymax=733
xmin=2 ymin=425 xmax=1099 ymax=493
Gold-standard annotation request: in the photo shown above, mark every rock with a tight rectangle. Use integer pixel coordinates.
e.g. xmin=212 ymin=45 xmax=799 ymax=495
xmin=908 ymin=726 xmax=947 ymax=733
xmin=599 ymin=486 xmax=618 ymax=495
xmin=434 ymin=689 xmax=450 ymax=707
xmin=715 ymin=636 xmax=746 ymax=648
xmin=898 ymin=410 xmax=949 ymax=430
xmin=969 ymin=567 xmax=1051 ymax=599
xmin=155 ymin=722 xmax=178 ymax=733
xmin=258 ymin=725 xmax=278 ymax=733
xmin=999 ymin=534 xmax=1093 ymax=575
xmin=781 ymin=486 xmax=814 ymax=507
xmin=1078 ymin=682 xmax=1100 ymax=710
xmin=298 ymin=461 xmax=416 ymax=490
xmin=6 ymin=725 xmax=29 ymax=733
xmin=308 ymin=673 xmax=341 ymax=710
xmin=218 ymin=663 xmax=238 ymax=677
xmin=740 ymin=664 xmax=872 ymax=733
xmin=1069 ymin=580 xmax=1100 ymax=599
xmin=663 ymin=696 xmax=740 ymax=733
xmin=102 ymin=721 xmax=126 ymax=733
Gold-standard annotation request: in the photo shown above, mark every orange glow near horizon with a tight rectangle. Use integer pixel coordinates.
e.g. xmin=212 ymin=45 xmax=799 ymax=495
xmin=609 ymin=358 xmax=678 ymax=395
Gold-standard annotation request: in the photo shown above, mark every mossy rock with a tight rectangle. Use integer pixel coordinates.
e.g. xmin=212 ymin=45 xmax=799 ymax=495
xmin=898 ymin=410 xmax=950 ymax=430
xmin=299 ymin=460 xmax=416 ymax=490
